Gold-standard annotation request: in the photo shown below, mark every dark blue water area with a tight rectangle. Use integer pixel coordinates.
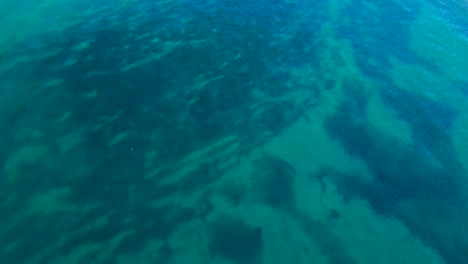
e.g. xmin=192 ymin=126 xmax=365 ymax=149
xmin=184 ymin=0 xmax=329 ymax=68
xmin=454 ymin=80 xmax=468 ymax=97
xmin=379 ymin=85 xmax=457 ymax=146
xmin=337 ymin=0 xmax=440 ymax=79
xmin=185 ymin=0 xmax=297 ymax=30
xmin=378 ymin=84 xmax=461 ymax=172
xmin=325 ymin=82 xmax=464 ymax=219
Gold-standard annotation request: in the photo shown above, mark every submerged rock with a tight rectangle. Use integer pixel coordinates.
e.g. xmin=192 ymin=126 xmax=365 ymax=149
xmin=209 ymin=215 xmax=263 ymax=263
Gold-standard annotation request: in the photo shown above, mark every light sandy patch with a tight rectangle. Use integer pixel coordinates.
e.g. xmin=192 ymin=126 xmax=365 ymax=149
xmin=410 ymin=5 xmax=468 ymax=82
xmin=27 ymin=187 xmax=72 ymax=214
xmin=4 ymin=144 xmax=49 ymax=182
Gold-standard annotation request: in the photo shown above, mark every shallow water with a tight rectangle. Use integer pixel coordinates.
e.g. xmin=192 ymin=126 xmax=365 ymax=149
xmin=1 ymin=0 xmax=468 ymax=263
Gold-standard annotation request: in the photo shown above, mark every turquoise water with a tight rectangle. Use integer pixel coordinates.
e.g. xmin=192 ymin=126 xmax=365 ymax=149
xmin=1 ymin=0 xmax=468 ymax=263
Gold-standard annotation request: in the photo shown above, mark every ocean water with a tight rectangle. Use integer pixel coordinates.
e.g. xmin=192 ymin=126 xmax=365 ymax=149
xmin=1 ymin=0 xmax=468 ymax=263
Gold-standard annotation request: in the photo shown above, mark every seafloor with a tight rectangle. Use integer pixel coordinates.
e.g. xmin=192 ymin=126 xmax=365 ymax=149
xmin=1 ymin=0 xmax=468 ymax=263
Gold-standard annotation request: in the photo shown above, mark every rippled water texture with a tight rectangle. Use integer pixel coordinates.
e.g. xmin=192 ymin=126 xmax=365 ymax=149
xmin=1 ymin=0 xmax=468 ymax=263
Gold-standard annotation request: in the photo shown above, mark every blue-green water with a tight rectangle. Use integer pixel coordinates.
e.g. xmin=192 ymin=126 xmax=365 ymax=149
xmin=1 ymin=0 xmax=468 ymax=263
